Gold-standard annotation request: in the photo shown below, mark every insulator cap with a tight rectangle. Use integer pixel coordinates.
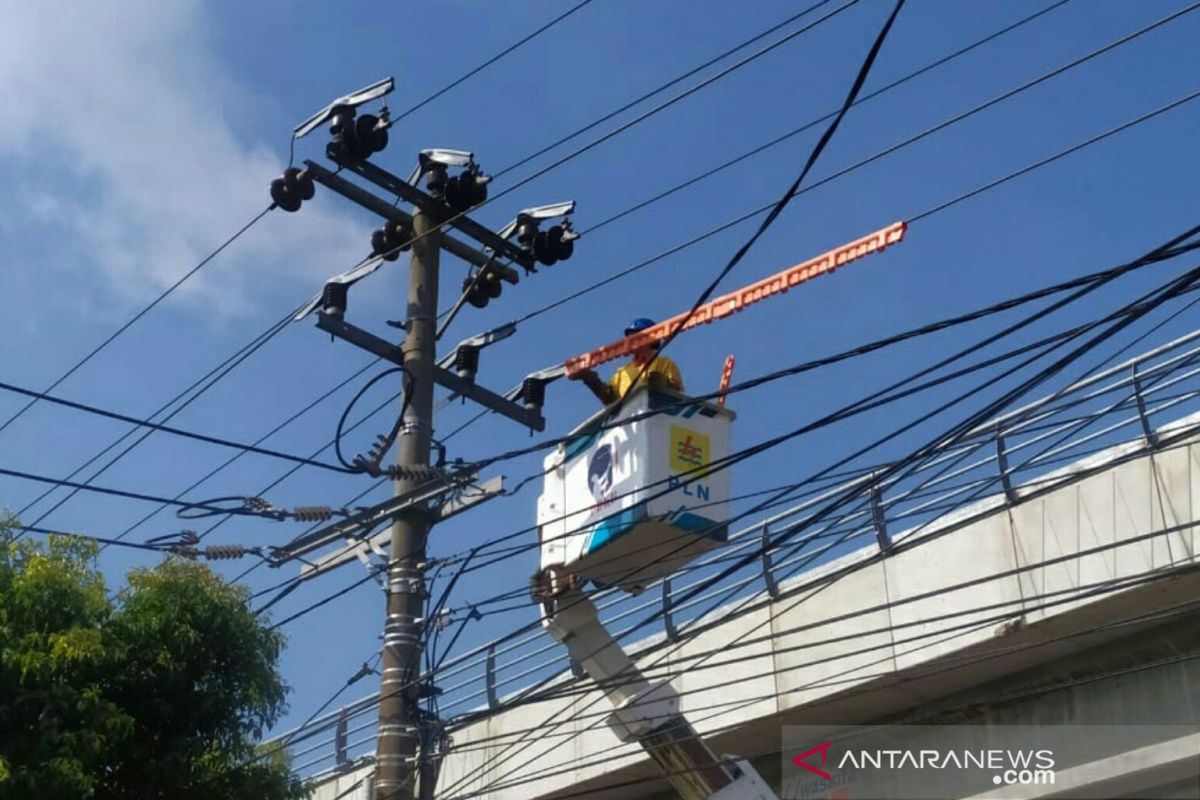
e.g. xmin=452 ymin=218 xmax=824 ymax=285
xmin=322 ymin=282 xmax=349 ymax=317
xmin=455 ymin=345 xmax=480 ymax=380
xmin=522 ymin=378 xmax=546 ymax=410
xmin=291 ymin=506 xmax=334 ymax=523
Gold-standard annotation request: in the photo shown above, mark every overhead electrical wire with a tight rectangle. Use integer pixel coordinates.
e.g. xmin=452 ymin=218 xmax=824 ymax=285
xmin=578 ymin=0 xmax=1075 ymax=238
xmin=422 ymin=246 xmax=1200 ymax=764
xmin=490 ymin=0 xmax=844 ymax=179
xmin=439 ymin=546 xmax=1200 ymax=797
xmin=515 ymin=0 xmax=1200 ymax=323
xmin=259 ymin=228 xmax=1200 ymax=641
xmin=63 ymin=0 xmax=1091 ymax=562
xmin=389 ymin=0 xmax=599 ymax=123
xmin=453 ymin=596 xmax=1200 ymax=798
xmin=438 ymin=229 xmax=1200 ymax=571
xmin=4 ymin=1 xmax=605 ymax=547
xmin=272 ymin=62 xmax=1200 ymax=782
xmin=473 ymin=260 xmax=1200 ymax=756
xmin=294 ymin=555 xmax=1194 ymax=785
xmin=13 ymin=310 xmax=298 ymax=541
xmin=616 ymin=0 xmax=907 ymax=408
xmin=288 ymin=253 xmax=1200 ymax=753
xmin=5 ymin=0 xmax=591 ymax=517
xmin=0 ymin=204 xmax=275 ymax=441
xmin=443 ymin=21 xmax=1200 ymax=452
xmin=353 ymin=0 xmax=866 ymax=279
xmin=22 ymin=2 xmax=854 ymax=561
xmin=276 ymin=302 xmax=1200 ymax=767
xmin=0 ymin=377 xmax=353 ymax=474
xmin=262 ymin=10 xmax=1200 ymax=777
xmin=0 ymin=463 xmax=277 ymax=517
xmin=452 ymin=82 xmax=1200 ymax=481
xmin=444 ymin=555 xmax=1195 ymax=752
xmin=9 ymin=523 xmax=185 ymax=554
xmin=456 ymin=359 xmax=1200 ymax=777
xmin=109 ymin=358 xmax=383 ymax=549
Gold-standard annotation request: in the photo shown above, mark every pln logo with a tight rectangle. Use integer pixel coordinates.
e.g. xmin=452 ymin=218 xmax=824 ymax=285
xmin=670 ymin=426 xmax=709 ymax=473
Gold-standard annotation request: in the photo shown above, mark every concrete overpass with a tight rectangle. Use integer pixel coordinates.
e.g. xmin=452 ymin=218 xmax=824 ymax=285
xmin=299 ymin=332 xmax=1200 ymax=800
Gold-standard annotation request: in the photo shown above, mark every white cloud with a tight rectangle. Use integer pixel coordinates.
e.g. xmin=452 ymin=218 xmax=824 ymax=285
xmin=0 ymin=0 xmax=367 ymax=314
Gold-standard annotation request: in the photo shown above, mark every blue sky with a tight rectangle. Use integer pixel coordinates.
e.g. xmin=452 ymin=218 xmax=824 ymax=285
xmin=2 ymin=0 xmax=1199 ymax=740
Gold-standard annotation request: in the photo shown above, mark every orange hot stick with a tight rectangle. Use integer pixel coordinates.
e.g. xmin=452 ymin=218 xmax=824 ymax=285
xmin=716 ymin=355 xmax=735 ymax=410
xmin=564 ymin=221 xmax=907 ymax=377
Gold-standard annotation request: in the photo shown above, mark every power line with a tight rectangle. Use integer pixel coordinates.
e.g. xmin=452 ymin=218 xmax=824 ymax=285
xmin=516 ymin=1 xmax=1200 ymax=323
xmin=358 ymin=0 xmax=864 ymax=282
xmin=14 ymin=311 xmax=296 ymax=541
xmin=491 ymin=0 xmax=843 ymax=179
xmin=32 ymin=0 xmax=838 ymax=545
xmin=109 ymin=358 xmax=383 ymax=548
xmin=276 ymin=226 xmax=1200 ymax=782
xmin=445 ymin=558 xmax=1194 ymax=751
xmin=267 ymin=569 xmax=381 ymax=631
xmin=10 ymin=524 xmax=177 ymax=553
xmin=0 ymin=462 xmax=276 ymax=517
xmin=0 ymin=377 xmax=353 ymax=474
xmin=390 ymin=0 xmax=599 ymax=123
xmin=578 ymin=0 xmax=1075 ymax=239
xmin=443 ymin=232 xmax=1200 ymax=569
xmin=446 ymin=250 xmax=1200 ymax=750
xmin=441 ymin=543 xmax=1199 ymax=797
xmin=455 ymin=600 xmax=1200 ymax=798
xmin=262 ymin=231 xmax=1198 ymax=652
xmin=621 ymin=0 xmax=906 ymax=413
xmin=0 ymin=204 xmax=274 ymax=440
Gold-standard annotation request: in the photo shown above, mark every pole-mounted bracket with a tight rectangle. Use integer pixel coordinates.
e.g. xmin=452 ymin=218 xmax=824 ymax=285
xmin=315 ymin=312 xmax=545 ymax=431
xmin=290 ymin=476 xmax=505 ymax=583
xmin=327 ymin=154 xmax=534 ymax=269
xmin=304 ymin=160 xmax=517 ymax=278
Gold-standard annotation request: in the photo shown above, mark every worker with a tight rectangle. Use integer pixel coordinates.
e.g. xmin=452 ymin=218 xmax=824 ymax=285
xmin=571 ymin=318 xmax=684 ymax=405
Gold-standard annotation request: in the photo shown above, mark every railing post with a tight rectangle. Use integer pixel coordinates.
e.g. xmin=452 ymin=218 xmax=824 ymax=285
xmin=485 ymin=644 xmax=498 ymax=710
xmin=870 ymin=472 xmax=891 ymax=552
xmin=996 ymin=424 xmax=1018 ymax=504
xmin=334 ymin=708 xmax=348 ymax=769
xmin=1131 ymin=363 xmax=1159 ymax=449
xmin=663 ymin=577 xmax=679 ymax=641
xmin=761 ymin=524 xmax=780 ymax=599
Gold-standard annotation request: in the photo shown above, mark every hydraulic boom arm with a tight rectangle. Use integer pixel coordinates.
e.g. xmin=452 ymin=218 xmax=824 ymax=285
xmin=533 ymin=568 xmax=779 ymax=800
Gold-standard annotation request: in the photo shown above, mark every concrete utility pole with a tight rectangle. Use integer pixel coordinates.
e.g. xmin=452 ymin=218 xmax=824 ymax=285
xmin=376 ymin=208 xmax=441 ymax=800
xmin=274 ymin=79 xmax=571 ymax=798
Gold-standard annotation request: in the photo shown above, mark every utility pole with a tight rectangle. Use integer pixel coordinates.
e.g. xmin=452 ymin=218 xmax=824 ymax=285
xmin=270 ymin=77 xmax=578 ymax=800
xmin=376 ymin=209 xmax=440 ymax=800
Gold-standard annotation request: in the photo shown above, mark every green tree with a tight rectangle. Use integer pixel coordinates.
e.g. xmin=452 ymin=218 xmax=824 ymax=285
xmin=0 ymin=519 xmax=308 ymax=800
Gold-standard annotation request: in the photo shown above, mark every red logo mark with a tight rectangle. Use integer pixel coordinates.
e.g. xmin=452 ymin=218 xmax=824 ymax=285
xmin=676 ymin=435 xmax=703 ymax=466
xmin=792 ymin=741 xmax=832 ymax=780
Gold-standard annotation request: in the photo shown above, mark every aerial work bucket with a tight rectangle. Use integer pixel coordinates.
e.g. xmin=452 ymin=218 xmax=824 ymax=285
xmin=537 ymin=385 xmax=734 ymax=594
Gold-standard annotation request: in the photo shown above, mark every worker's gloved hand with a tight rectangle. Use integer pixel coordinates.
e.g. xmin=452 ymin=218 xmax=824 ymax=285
xmin=569 ymin=369 xmax=598 ymax=382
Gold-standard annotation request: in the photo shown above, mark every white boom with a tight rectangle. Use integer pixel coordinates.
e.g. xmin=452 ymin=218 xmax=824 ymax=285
xmin=533 ymin=568 xmax=779 ymax=800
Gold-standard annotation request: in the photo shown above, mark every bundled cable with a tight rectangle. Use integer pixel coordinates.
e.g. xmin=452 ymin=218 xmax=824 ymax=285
xmin=335 ymin=367 xmax=415 ymax=478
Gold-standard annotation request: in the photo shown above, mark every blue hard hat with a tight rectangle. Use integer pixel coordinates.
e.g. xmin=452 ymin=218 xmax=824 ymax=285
xmin=625 ymin=317 xmax=656 ymax=336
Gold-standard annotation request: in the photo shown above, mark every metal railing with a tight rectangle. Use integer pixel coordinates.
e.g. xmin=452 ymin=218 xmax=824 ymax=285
xmin=269 ymin=328 xmax=1200 ymax=783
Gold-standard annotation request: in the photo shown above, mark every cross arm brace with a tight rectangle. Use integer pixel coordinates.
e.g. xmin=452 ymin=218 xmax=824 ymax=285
xmin=304 ymin=160 xmax=517 ymax=280
xmin=327 ymin=155 xmax=534 ymax=269
xmin=315 ymin=313 xmax=544 ymax=431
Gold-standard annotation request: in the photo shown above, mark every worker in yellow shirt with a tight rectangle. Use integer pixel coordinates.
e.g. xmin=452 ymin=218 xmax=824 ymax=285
xmin=572 ymin=318 xmax=684 ymax=405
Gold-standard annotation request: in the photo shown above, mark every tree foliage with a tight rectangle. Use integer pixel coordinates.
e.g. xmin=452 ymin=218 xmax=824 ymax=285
xmin=0 ymin=520 xmax=308 ymax=800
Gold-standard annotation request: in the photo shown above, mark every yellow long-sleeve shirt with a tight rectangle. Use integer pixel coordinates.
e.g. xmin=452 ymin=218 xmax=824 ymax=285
xmin=608 ymin=355 xmax=684 ymax=400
